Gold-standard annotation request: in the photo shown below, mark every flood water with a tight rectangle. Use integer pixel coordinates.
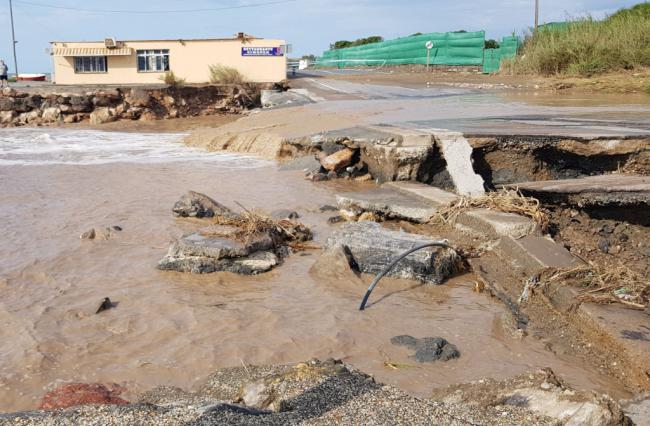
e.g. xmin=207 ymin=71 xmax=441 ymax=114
xmin=0 ymin=129 xmax=629 ymax=412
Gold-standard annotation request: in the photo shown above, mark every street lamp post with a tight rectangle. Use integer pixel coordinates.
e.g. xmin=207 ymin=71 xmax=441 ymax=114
xmin=9 ymin=0 xmax=19 ymax=79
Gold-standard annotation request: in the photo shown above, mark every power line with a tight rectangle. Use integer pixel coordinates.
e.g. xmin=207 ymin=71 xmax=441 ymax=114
xmin=12 ymin=0 xmax=297 ymax=14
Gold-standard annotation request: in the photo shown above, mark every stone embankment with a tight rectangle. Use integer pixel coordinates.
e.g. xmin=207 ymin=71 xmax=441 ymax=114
xmin=0 ymin=84 xmax=261 ymax=127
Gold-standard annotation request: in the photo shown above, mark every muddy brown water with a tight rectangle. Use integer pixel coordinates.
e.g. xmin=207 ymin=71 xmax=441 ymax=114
xmin=0 ymin=129 xmax=630 ymax=412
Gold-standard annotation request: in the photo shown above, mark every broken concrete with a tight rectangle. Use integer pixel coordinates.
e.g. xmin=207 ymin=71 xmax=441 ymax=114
xmin=383 ymin=181 xmax=459 ymax=206
xmin=455 ymin=209 xmax=540 ymax=240
xmin=496 ymin=235 xmax=581 ymax=276
xmin=336 ymin=188 xmax=439 ymax=223
xmin=324 ymin=221 xmax=458 ymax=284
xmin=157 ymin=226 xmax=277 ymax=275
xmin=509 ymin=174 xmax=650 ymax=207
xmin=433 ymin=130 xmax=485 ymax=196
xmin=432 ymin=369 xmax=632 ymax=426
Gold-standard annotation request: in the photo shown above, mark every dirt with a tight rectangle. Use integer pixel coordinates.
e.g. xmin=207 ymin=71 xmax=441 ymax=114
xmin=317 ymin=66 xmax=650 ymax=94
xmin=547 ymin=206 xmax=650 ymax=276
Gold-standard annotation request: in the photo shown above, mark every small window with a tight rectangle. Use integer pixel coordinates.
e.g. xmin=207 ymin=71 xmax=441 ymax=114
xmin=74 ymin=56 xmax=107 ymax=73
xmin=136 ymin=49 xmax=170 ymax=72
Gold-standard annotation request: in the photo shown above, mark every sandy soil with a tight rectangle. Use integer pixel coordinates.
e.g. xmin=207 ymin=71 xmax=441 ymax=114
xmin=314 ymin=67 xmax=650 ymax=94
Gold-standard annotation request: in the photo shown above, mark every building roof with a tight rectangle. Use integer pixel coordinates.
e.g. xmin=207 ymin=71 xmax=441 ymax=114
xmin=49 ymin=35 xmax=283 ymax=44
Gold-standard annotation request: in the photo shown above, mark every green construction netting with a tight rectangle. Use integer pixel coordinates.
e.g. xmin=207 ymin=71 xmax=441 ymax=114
xmin=483 ymin=36 xmax=519 ymax=74
xmin=316 ymin=31 xmax=486 ymax=68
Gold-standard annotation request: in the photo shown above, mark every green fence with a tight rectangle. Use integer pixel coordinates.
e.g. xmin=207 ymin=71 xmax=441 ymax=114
xmin=482 ymin=36 xmax=519 ymax=73
xmin=316 ymin=32 xmax=520 ymax=73
xmin=316 ymin=31 xmax=485 ymax=68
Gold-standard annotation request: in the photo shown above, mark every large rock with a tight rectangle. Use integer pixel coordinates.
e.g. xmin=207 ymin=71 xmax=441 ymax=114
xmin=69 ymin=95 xmax=93 ymax=113
xmin=89 ymin=107 xmax=117 ymax=125
xmin=125 ymin=88 xmax=152 ymax=107
xmin=0 ymin=96 xmax=15 ymax=111
xmin=158 ymin=226 xmax=278 ymax=275
xmin=41 ymin=107 xmax=62 ymax=123
xmin=0 ymin=110 xmax=16 ymax=124
xmin=320 ymin=148 xmax=356 ymax=172
xmin=391 ymin=335 xmax=460 ymax=363
xmin=172 ymin=191 xmax=237 ymax=219
xmin=324 ymin=221 xmax=458 ymax=284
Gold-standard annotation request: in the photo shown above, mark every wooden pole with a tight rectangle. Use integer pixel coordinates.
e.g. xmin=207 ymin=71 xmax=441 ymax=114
xmin=534 ymin=0 xmax=539 ymax=30
xmin=9 ymin=0 xmax=19 ymax=79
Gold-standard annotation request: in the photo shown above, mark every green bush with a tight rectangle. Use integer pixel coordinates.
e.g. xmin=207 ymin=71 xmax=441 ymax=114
xmin=331 ymin=36 xmax=384 ymax=50
xmin=208 ymin=65 xmax=246 ymax=84
xmin=509 ymin=3 xmax=650 ymax=77
xmin=159 ymin=71 xmax=185 ymax=87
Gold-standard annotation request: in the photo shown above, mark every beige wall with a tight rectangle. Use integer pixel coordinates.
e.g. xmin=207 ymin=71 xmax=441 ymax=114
xmin=52 ymin=38 xmax=287 ymax=85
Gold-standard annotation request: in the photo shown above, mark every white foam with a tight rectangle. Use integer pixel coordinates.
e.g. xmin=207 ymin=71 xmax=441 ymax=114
xmin=0 ymin=128 xmax=270 ymax=168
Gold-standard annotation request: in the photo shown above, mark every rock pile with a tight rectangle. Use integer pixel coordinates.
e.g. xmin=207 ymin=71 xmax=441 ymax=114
xmin=159 ymin=191 xmax=312 ymax=275
xmin=304 ymin=146 xmax=373 ymax=183
xmin=0 ymin=85 xmax=261 ymax=127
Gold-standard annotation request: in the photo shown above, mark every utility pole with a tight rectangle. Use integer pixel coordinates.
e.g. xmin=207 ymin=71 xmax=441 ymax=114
xmin=534 ymin=0 xmax=539 ymax=30
xmin=9 ymin=0 xmax=19 ymax=79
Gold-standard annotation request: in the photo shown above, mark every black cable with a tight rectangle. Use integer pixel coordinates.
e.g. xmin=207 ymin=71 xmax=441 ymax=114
xmin=359 ymin=241 xmax=453 ymax=311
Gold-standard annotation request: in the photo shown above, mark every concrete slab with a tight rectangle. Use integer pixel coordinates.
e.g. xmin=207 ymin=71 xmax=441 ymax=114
xmin=383 ymin=181 xmax=458 ymax=206
xmin=496 ymin=235 xmax=582 ymax=276
xmin=433 ymin=130 xmax=485 ymax=196
xmin=547 ymin=284 xmax=650 ymax=394
xmin=508 ymin=174 xmax=650 ymax=207
xmin=336 ymin=188 xmax=438 ymax=223
xmin=324 ymin=221 xmax=457 ymax=284
xmin=456 ymin=209 xmax=540 ymax=240
xmin=578 ymin=303 xmax=650 ymax=381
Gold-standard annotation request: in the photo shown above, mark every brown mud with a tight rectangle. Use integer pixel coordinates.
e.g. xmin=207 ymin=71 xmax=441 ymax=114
xmin=0 ymin=152 xmax=634 ymax=413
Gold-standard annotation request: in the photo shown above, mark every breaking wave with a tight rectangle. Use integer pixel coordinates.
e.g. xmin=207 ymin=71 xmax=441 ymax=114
xmin=0 ymin=128 xmax=270 ymax=168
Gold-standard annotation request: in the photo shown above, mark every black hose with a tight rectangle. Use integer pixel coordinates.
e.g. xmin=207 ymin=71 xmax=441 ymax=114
xmin=359 ymin=241 xmax=453 ymax=311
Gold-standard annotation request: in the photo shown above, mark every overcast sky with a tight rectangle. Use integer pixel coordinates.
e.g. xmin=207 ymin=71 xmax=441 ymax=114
xmin=0 ymin=0 xmax=641 ymax=72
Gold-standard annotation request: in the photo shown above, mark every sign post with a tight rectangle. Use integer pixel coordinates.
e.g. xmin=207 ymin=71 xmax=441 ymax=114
xmin=425 ymin=41 xmax=433 ymax=72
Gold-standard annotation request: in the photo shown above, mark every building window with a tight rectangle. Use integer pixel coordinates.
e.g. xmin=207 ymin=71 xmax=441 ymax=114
xmin=137 ymin=50 xmax=170 ymax=72
xmin=74 ymin=56 xmax=107 ymax=73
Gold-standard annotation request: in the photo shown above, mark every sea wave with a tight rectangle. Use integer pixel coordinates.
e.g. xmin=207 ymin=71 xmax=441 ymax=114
xmin=0 ymin=128 xmax=270 ymax=168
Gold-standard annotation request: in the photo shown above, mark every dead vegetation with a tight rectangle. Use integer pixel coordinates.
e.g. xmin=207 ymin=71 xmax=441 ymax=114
xmin=431 ymin=189 xmax=550 ymax=232
xmin=543 ymin=264 xmax=649 ymax=309
xmin=205 ymin=208 xmax=313 ymax=246
xmin=209 ymin=65 xmax=247 ymax=84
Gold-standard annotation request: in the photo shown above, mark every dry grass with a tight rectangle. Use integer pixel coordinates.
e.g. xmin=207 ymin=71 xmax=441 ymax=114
xmin=159 ymin=71 xmax=186 ymax=87
xmin=431 ymin=189 xmax=549 ymax=232
xmin=204 ymin=207 xmax=312 ymax=245
xmin=209 ymin=65 xmax=246 ymax=84
xmin=543 ymin=264 xmax=649 ymax=309
xmin=505 ymin=3 xmax=650 ymax=77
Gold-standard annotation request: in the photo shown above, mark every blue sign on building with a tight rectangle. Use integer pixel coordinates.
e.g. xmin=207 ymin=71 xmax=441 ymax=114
xmin=242 ymin=47 xmax=284 ymax=57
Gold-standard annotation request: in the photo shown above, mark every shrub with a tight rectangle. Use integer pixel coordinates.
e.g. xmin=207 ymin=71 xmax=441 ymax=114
xmin=159 ymin=71 xmax=185 ymax=87
xmin=509 ymin=3 xmax=650 ymax=77
xmin=208 ymin=65 xmax=246 ymax=84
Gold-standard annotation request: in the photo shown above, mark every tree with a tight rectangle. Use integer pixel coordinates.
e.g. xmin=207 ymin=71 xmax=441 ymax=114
xmin=484 ymin=39 xmax=500 ymax=49
xmin=330 ymin=36 xmax=384 ymax=50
